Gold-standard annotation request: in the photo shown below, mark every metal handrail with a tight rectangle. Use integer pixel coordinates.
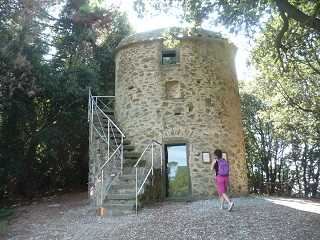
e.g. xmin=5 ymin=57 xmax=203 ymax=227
xmin=100 ymin=144 xmax=122 ymax=170
xmin=93 ymin=95 xmax=115 ymax=98
xmin=135 ymin=140 xmax=162 ymax=214
xmin=88 ymin=89 xmax=125 ymax=206
xmin=134 ymin=140 xmax=162 ymax=168
xmin=92 ymin=99 xmax=125 ymax=137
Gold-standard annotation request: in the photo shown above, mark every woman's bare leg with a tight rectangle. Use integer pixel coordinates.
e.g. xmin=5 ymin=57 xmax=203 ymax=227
xmin=222 ymin=193 xmax=234 ymax=211
xmin=222 ymin=193 xmax=231 ymax=204
xmin=219 ymin=194 xmax=224 ymax=209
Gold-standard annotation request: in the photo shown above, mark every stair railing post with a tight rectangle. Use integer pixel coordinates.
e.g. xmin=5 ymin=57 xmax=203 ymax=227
xmin=88 ymin=88 xmax=90 ymax=122
xmin=160 ymin=143 xmax=163 ymax=176
xmin=160 ymin=143 xmax=163 ymax=200
xmin=90 ymin=98 xmax=94 ymax=144
xmin=151 ymin=142 xmax=154 ymax=187
xmin=136 ymin=166 xmax=138 ymax=214
xmin=151 ymin=142 xmax=154 ymax=176
xmin=121 ymin=135 xmax=123 ymax=175
xmin=107 ymin=120 xmax=110 ymax=162
xmin=101 ymin=169 xmax=104 ymax=206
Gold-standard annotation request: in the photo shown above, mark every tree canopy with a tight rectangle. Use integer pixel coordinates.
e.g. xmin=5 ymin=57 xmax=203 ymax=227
xmin=134 ymin=0 xmax=320 ymax=196
xmin=0 ymin=0 xmax=319 ymax=201
xmin=0 ymin=0 xmax=132 ymax=201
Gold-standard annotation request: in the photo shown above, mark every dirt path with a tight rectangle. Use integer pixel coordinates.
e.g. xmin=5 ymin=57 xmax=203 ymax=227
xmin=5 ymin=192 xmax=320 ymax=240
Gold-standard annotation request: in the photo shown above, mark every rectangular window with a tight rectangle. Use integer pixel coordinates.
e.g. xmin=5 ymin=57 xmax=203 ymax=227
xmin=161 ymin=49 xmax=179 ymax=65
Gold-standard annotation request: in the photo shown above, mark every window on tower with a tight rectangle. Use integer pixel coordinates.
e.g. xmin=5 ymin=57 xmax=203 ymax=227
xmin=161 ymin=49 xmax=180 ymax=65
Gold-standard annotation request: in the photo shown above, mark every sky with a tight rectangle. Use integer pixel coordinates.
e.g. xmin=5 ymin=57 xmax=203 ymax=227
xmin=167 ymin=145 xmax=187 ymax=178
xmin=107 ymin=0 xmax=255 ymax=81
xmin=48 ymin=0 xmax=255 ymax=81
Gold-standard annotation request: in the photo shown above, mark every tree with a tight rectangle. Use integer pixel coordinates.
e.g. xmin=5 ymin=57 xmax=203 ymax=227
xmin=240 ymin=79 xmax=320 ymax=197
xmin=250 ymin=12 xmax=320 ymax=197
xmin=0 ymin=0 xmax=56 ymax=198
xmin=135 ymin=0 xmax=320 ymax=197
xmin=0 ymin=0 xmax=132 ymax=201
xmin=133 ymin=0 xmax=320 ymax=83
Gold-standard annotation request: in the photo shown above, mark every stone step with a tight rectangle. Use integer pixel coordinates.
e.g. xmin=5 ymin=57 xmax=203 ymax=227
xmin=93 ymin=117 xmax=115 ymax=124
xmin=121 ymin=167 xmax=140 ymax=175
xmin=99 ymin=110 xmax=114 ymax=115
xmin=124 ymin=152 xmax=141 ymax=159
xmin=102 ymin=113 xmax=114 ymax=118
xmin=98 ymin=132 xmax=124 ymax=140
xmin=109 ymin=187 xmax=136 ymax=194
xmin=109 ymin=182 xmax=136 ymax=190
xmin=105 ymin=199 xmax=136 ymax=205
xmin=95 ymin=144 xmax=128 ymax=152
xmin=103 ymin=202 xmax=135 ymax=209
xmin=101 ymin=205 xmax=135 ymax=216
xmin=123 ymin=159 xmax=146 ymax=168
xmin=93 ymin=138 xmax=130 ymax=146
xmin=118 ymin=174 xmax=136 ymax=181
xmin=123 ymin=160 xmax=136 ymax=168
xmin=123 ymin=145 xmax=135 ymax=151
xmin=103 ymin=202 xmax=135 ymax=210
xmin=107 ymin=193 xmax=136 ymax=200
xmin=94 ymin=135 xmax=124 ymax=142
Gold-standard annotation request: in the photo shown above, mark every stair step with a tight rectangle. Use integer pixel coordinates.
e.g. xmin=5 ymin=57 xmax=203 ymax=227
xmin=105 ymin=199 xmax=136 ymax=205
xmin=102 ymin=111 xmax=114 ymax=115
xmin=102 ymin=112 xmax=114 ymax=117
xmin=109 ymin=187 xmax=136 ymax=194
xmin=93 ymin=138 xmax=130 ymax=146
xmin=124 ymin=152 xmax=141 ymax=159
xmin=104 ymin=202 xmax=134 ymax=208
xmin=124 ymin=159 xmax=146 ymax=168
xmin=100 ymin=132 xmax=124 ymax=138
xmin=123 ymin=145 xmax=135 ymax=151
xmin=118 ymin=174 xmax=136 ymax=181
xmin=123 ymin=161 xmax=136 ymax=168
xmin=121 ymin=167 xmax=136 ymax=175
xmin=101 ymin=206 xmax=135 ymax=216
xmin=107 ymin=193 xmax=136 ymax=200
xmin=110 ymin=183 xmax=136 ymax=190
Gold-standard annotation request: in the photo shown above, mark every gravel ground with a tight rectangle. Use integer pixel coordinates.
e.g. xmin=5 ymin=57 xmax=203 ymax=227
xmin=5 ymin=192 xmax=320 ymax=240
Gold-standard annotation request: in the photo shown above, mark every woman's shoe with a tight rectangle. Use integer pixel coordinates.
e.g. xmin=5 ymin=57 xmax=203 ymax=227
xmin=228 ymin=202 xmax=234 ymax=211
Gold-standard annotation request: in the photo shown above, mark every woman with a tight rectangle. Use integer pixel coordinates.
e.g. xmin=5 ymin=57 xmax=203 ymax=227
xmin=211 ymin=149 xmax=234 ymax=211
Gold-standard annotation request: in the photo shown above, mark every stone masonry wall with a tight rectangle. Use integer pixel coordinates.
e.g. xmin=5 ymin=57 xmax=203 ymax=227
xmin=115 ymin=35 xmax=248 ymax=196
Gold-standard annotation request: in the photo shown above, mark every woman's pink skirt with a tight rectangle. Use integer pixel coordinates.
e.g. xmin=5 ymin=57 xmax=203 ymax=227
xmin=215 ymin=175 xmax=229 ymax=194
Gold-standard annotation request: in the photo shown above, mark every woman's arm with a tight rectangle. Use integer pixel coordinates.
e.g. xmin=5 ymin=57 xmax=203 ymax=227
xmin=211 ymin=159 xmax=216 ymax=171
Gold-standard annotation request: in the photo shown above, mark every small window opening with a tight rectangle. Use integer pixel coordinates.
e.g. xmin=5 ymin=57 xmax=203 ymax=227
xmin=161 ymin=49 xmax=179 ymax=65
xmin=166 ymin=81 xmax=180 ymax=98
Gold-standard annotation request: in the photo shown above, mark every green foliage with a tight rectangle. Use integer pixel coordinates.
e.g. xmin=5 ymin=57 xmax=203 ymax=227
xmin=240 ymin=79 xmax=320 ymax=197
xmin=168 ymin=166 xmax=190 ymax=198
xmin=135 ymin=0 xmax=320 ymax=198
xmin=0 ymin=0 xmax=132 ymax=201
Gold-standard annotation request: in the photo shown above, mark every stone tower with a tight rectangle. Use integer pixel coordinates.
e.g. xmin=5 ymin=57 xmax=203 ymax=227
xmin=114 ymin=28 xmax=248 ymax=197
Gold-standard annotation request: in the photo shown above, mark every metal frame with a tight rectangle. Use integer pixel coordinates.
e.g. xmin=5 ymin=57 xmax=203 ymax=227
xmin=88 ymin=88 xmax=125 ymax=207
xmin=134 ymin=140 xmax=162 ymax=214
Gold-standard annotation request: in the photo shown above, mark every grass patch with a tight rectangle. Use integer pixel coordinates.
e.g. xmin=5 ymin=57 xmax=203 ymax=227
xmin=0 ymin=208 xmax=14 ymax=235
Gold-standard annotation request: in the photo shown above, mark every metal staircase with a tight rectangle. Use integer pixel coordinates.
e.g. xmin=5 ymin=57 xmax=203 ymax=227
xmin=88 ymin=89 xmax=162 ymax=216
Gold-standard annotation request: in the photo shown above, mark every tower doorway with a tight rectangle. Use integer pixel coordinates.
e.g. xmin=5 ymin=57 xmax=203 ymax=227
xmin=165 ymin=144 xmax=191 ymax=199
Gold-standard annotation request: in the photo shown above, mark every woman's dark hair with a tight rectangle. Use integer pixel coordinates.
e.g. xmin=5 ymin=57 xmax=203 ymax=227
xmin=214 ymin=149 xmax=222 ymax=158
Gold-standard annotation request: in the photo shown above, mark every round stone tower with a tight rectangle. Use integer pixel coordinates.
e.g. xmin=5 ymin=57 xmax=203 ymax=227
xmin=114 ymin=27 xmax=248 ymax=197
